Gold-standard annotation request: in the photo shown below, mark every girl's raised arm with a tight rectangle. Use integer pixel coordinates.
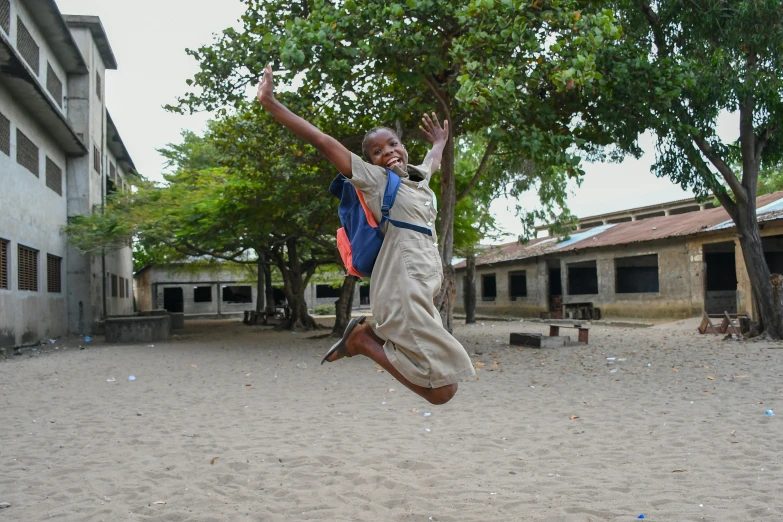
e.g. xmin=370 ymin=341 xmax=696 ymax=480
xmin=257 ymin=66 xmax=352 ymax=178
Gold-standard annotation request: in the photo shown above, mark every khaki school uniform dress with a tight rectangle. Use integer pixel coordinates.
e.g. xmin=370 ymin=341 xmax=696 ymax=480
xmin=348 ymin=153 xmax=476 ymax=388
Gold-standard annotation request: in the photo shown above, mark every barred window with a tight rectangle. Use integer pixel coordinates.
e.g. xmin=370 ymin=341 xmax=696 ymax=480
xmin=93 ymin=145 xmax=101 ymax=173
xmin=46 ymin=63 xmax=63 ymax=107
xmin=16 ymin=129 xmax=39 ymax=176
xmin=47 ymin=254 xmax=61 ymax=293
xmin=96 ymin=72 xmax=101 ymax=100
xmin=0 ymin=111 xmax=9 ymax=156
xmin=110 ymin=162 xmax=116 ymax=181
xmin=45 ymin=157 xmax=62 ymax=196
xmin=0 ymin=238 xmax=8 ymax=290
xmin=111 ymin=273 xmax=118 ymax=297
xmin=125 ymin=279 xmax=130 ymax=299
xmin=0 ymin=0 xmax=9 ymax=35
xmin=17 ymin=18 xmax=39 ymax=74
xmin=119 ymin=276 xmax=125 ymax=298
xmin=18 ymin=244 xmax=37 ymax=292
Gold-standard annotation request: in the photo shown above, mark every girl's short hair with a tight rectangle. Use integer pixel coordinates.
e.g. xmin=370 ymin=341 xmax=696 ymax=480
xmin=361 ymin=126 xmax=399 ymax=161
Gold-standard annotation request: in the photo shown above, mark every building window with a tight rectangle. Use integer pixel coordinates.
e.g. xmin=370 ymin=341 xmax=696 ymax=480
xmin=47 ymin=254 xmax=61 ymax=293
xmin=125 ymin=279 xmax=130 ymax=299
xmin=16 ymin=129 xmax=39 ymax=176
xmin=193 ymin=286 xmax=212 ymax=303
xmin=508 ymin=271 xmax=527 ymax=300
xmin=45 ymin=157 xmax=62 ymax=196
xmin=482 ymin=274 xmax=497 ymax=301
xmin=110 ymin=162 xmax=116 ymax=181
xmin=615 ymin=254 xmax=659 ymax=294
xmin=96 ymin=72 xmax=101 ymax=100
xmin=222 ymin=285 xmax=252 ymax=303
xmin=567 ymin=260 xmax=599 ymax=295
xmin=18 ymin=245 xmax=38 ymax=291
xmin=111 ymin=273 xmax=118 ymax=297
xmin=0 ymin=0 xmax=10 ymax=34
xmin=16 ymin=18 xmax=39 ymax=74
xmin=93 ymin=146 xmax=101 ymax=174
xmin=119 ymin=276 xmax=125 ymax=298
xmin=316 ymin=284 xmax=341 ymax=298
xmin=46 ymin=63 xmax=63 ymax=107
xmin=0 ymin=238 xmax=8 ymax=289
xmin=0 ymin=111 xmax=9 ymax=156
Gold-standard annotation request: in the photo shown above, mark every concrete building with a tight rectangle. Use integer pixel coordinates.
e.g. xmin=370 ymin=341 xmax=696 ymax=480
xmin=134 ymin=264 xmax=371 ymax=320
xmin=0 ymin=0 xmax=136 ymax=348
xmin=457 ymin=192 xmax=783 ymax=320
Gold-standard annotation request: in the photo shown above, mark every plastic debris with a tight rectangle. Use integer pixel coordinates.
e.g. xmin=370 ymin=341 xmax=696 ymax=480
xmin=84 ymin=336 xmax=91 ymax=342
xmin=423 ymin=412 xmax=432 ymax=417
xmin=765 ymin=409 xmax=774 ymax=416
xmin=425 ymin=428 xmax=431 ymax=432
xmin=610 ymin=368 xmax=618 ymax=373
xmin=128 ymin=376 xmax=136 ymax=381
xmin=49 ymin=339 xmax=56 ymax=344
xmin=292 ymin=331 xmax=297 ymax=335
xmin=106 ymin=377 xmax=116 ymax=383
xmin=638 ymin=515 xmax=645 ymax=519
xmin=0 ymin=503 xmax=11 ymax=510
xmin=296 ymin=362 xmax=307 ymax=369
xmin=606 ymin=357 xmax=616 ymax=361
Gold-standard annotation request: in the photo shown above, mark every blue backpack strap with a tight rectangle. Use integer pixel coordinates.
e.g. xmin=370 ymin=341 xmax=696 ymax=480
xmin=379 ymin=169 xmax=433 ymax=237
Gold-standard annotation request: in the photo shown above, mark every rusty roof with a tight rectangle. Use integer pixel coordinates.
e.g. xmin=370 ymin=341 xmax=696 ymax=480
xmin=457 ymin=191 xmax=783 ymax=269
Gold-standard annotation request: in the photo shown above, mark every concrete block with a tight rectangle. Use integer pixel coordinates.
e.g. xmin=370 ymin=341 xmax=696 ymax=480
xmin=169 ymin=312 xmax=185 ymax=330
xmin=105 ymin=316 xmax=170 ymax=343
xmin=509 ymin=332 xmax=570 ymax=348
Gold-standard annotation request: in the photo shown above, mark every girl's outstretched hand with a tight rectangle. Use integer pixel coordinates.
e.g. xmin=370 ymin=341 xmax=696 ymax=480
xmin=419 ymin=112 xmax=449 ymax=145
xmin=257 ymin=65 xmax=274 ymax=106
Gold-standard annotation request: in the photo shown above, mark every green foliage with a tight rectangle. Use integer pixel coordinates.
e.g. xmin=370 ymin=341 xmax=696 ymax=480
xmin=175 ymin=0 xmax=624 ymax=259
xmin=313 ymin=304 xmax=336 ymax=316
xmin=757 ymin=162 xmax=783 ymax=197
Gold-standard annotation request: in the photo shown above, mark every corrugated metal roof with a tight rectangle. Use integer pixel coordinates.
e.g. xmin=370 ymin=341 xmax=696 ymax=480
xmin=458 ymin=191 xmax=783 ymax=269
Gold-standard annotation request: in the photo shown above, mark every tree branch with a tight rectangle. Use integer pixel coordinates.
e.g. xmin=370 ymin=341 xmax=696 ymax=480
xmin=638 ymin=1 xmax=669 ymax=56
xmin=690 ymin=132 xmax=745 ymax=201
xmin=456 ymin=139 xmax=497 ymax=202
xmin=756 ymin=127 xmax=775 ymax=162
xmin=423 ymin=74 xmax=452 ymax=121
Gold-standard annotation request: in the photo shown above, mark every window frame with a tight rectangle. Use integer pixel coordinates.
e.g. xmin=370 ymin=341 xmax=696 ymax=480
xmin=17 ymin=244 xmax=38 ymax=292
xmin=481 ymin=273 xmax=497 ymax=302
xmin=508 ymin=270 xmax=527 ymax=300
xmin=47 ymin=254 xmax=61 ymax=293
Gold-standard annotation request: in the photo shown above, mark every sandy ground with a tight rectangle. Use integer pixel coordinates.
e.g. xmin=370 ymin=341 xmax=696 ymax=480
xmin=1 ymin=317 xmax=782 ymax=521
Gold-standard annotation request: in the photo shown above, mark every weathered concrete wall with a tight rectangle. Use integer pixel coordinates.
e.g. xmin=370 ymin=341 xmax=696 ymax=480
xmin=454 ymin=260 xmax=545 ymax=317
xmin=13 ymin=0 xmax=69 ymax=112
xmin=455 ymin=240 xmax=704 ymax=320
xmin=104 ymin=315 xmax=170 ymax=343
xmin=0 ymin=80 xmax=69 ymax=347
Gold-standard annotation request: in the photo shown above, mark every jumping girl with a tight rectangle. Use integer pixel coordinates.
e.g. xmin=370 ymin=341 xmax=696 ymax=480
xmin=257 ymin=66 xmax=474 ymax=405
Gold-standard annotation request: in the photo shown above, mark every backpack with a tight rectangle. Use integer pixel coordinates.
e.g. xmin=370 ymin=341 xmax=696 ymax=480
xmin=329 ymin=169 xmax=432 ymax=278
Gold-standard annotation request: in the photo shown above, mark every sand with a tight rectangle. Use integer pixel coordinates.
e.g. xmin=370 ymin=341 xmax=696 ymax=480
xmin=1 ymin=317 xmax=782 ymax=521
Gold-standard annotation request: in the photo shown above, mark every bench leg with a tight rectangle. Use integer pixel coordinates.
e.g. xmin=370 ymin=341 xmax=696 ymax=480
xmin=578 ymin=328 xmax=589 ymax=344
xmin=549 ymin=325 xmax=560 ymax=337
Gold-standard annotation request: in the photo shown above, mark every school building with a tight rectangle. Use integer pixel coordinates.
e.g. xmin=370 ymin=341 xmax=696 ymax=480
xmin=0 ymin=0 xmax=137 ymax=349
xmin=455 ymin=192 xmax=783 ymax=320
xmin=133 ymin=263 xmax=371 ymax=320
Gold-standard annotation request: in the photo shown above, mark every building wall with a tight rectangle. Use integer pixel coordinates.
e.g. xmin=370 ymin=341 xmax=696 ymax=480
xmin=455 ymin=240 xmax=704 ymax=319
xmin=12 ymin=0 xmax=69 ymax=113
xmin=0 ymin=81 xmax=69 ymax=347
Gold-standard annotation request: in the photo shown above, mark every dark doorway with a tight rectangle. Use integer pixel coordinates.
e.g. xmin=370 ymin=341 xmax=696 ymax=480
xmin=482 ymin=274 xmax=497 ymax=301
xmin=163 ymin=287 xmax=184 ymax=313
xmin=272 ymin=287 xmax=286 ymax=307
xmin=704 ymin=242 xmax=737 ymax=314
xmin=549 ymin=268 xmax=562 ymax=296
xmin=548 ymin=264 xmax=563 ymax=317
xmin=360 ymin=285 xmax=370 ymax=306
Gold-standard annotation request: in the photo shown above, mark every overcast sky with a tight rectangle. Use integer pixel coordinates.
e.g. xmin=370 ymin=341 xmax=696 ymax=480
xmin=57 ymin=0 xmax=737 ymax=240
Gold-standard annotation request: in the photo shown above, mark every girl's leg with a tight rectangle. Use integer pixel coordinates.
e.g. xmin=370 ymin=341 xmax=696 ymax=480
xmin=326 ymin=323 xmax=457 ymax=405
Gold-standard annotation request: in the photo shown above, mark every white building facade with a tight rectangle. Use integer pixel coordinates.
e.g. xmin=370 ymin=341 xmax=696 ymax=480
xmin=0 ymin=0 xmax=135 ymax=348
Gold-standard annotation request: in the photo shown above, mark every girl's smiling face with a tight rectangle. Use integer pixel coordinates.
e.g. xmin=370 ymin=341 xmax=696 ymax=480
xmin=365 ymin=128 xmax=408 ymax=170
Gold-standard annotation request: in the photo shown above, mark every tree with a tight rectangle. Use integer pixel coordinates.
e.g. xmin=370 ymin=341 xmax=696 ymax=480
xmin=588 ymin=1 xmax=783 ymax=337
xmin=757 ymin=162 xmax=783 ymax=197
xmin=174 ymin=0 xmax=621 ymax=331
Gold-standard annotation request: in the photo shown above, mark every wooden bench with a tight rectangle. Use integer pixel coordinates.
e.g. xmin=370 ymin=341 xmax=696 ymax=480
xmin=549 ymin=324 xmax=590 ymax=344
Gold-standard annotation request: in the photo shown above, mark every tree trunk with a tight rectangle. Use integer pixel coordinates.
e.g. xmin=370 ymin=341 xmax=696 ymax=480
xmin=255 ymin=254 xmax=264 ymax=314
xmin=465 ymin=250 xmax=477 ymax=324
xmin=435 ymin=127 xmax=457 ymax=332
xmin=332 ymin=276 xmax=356 ymax=336
xmin=734 ymin=205 xmax=783 ymax=338
xmin=264 ymin=261 xmax=275 ymax=314
xmin=275 ymin=239 xmax=319 ymax=331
